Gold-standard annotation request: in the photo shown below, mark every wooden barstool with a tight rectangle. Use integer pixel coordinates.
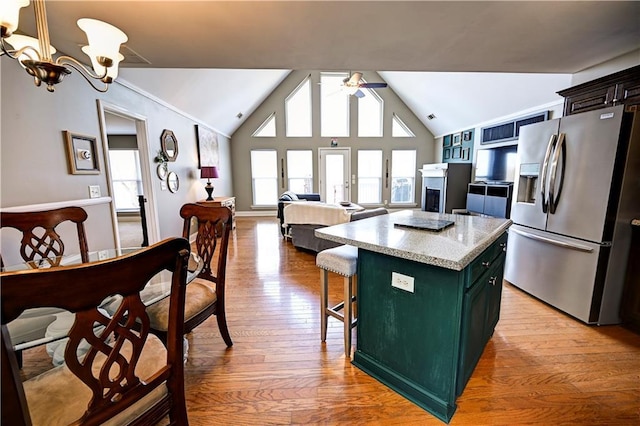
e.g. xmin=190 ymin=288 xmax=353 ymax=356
xmin=316 ymin=245 xmax=358 ymax=357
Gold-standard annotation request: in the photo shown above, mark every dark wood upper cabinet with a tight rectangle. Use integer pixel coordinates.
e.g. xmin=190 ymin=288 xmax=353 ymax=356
xmin=558 ymin=65 xmax=640 ymax=116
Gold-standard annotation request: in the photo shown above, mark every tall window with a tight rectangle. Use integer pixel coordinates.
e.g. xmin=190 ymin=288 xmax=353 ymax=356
xmin=108 ymin=150 xmax=142 ymax=211
xmin=391 ymin=150 xmax=416 ymax=204
xmin=358 ymin=89 xmax=383 ymax=137
xmin=287 ymin=150 xmax=313 ymax=193
xmin=250 ymin=150 xmax=278 ymax=206
xmin=285 ymin=76 xmax=312 ymax=137
xmin=357 ymin=150 xmax=382 ymax=204
xmin=321 ymin=72 xmax=349 ymax=137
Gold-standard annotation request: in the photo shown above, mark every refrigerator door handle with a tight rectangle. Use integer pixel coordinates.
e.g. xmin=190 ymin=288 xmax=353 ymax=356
xmin=510 ymin=227 xmax=594 ymax=252
xmin=548 ymin=132 xmax=567 ymax=214
xmin=540 ymin=134 xmax=557 ymax=214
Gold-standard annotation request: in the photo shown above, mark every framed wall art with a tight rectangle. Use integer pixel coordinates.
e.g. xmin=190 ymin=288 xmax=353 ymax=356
xmin=196 ymin=124 xmax=219 ymax=168
xmin=452 ymin=132 xmax=462 ymax=146
xmin=452 ymin=146 xmax=462 ymax=159
xmin=63 ymin=131 xmax=100 ymax=175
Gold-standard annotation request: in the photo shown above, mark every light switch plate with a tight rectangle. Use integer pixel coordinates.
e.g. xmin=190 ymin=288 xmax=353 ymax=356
xmin=392 ymin=272 xmax=415 ymax=293
xmin=89 ymin=185 xmax=101 ymax=198
xmin=160 ymin=181 xmax=168 ymax=191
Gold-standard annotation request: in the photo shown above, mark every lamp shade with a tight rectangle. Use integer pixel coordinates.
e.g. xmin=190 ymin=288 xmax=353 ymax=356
xmin=201 ymin=166 xmax=219 ymax=179
xmin=0 ymin=0 xmax=29 ymax=37
xmin=82 ymin=46 xmax=123 ymax=79
xmin=77 ymin=18 xmax=127 ymax=69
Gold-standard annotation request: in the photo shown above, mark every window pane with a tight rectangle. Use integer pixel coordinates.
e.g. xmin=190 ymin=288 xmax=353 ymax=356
xmin=109 ymin=150 xmax=142 ymax=210
xmin=321 ymin=73 xmax=349 ymax=137
xmin=286 ymin=77 xmax=312 ymax=137
xmin=253 ymin=113 xmax=276 ymax=137
xmin=392 ymin=113 xmax=415 ymax=137
xmin=358 ymin=89 xmax=383 ymax=137
xmin=287 ymin=150 xmax=313 ymax=193
xmin=357 ymin=150 xmax=382 ymax=204
xmin=391 ymin=150 xmax=416 ymax=203
xmin=251 ymin=150 xmax=278 ymax=205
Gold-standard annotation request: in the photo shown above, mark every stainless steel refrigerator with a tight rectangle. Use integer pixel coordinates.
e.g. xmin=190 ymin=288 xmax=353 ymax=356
xmin=505 ymin=105 xmax=640 ymax=324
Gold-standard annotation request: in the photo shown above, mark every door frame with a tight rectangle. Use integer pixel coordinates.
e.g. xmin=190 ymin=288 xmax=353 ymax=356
xmin=96 ymin=100 xmax=160 ymax=249
xmin=318 ymin=147 xmax=351 ymax=203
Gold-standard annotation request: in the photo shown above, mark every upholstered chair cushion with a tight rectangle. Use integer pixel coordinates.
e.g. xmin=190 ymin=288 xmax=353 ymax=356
xmin=147 ymin=278 xmax=217 ymax=332
xmin=23 ymin=334 xmax=168 ymax=426
xmin=316 ymin=245 xmax=358 ymax=277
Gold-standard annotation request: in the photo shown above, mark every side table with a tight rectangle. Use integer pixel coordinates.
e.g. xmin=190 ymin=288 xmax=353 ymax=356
xmin=198 ymin=196 xmax=236 ymax=230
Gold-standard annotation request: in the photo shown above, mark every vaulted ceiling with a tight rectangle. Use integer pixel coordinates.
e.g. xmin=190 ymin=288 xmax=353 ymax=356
xmin=12 ymin=1 xmax=640 ymax=137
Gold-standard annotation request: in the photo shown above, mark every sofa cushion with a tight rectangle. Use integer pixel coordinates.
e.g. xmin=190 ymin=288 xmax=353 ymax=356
xmin=280 ymin=191 xmax=299 ymax=201
xmin=350 ymin=207 xmax=388 ymax=221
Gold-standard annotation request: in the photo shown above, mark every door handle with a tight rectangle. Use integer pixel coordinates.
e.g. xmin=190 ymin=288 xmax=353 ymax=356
xmin=540 ymin=134 xmax=556 ymax=214
xmin=510 ymin=227 xmax=594 ymax=252
xmin=548 ymin=133 xmax=566 ymax=214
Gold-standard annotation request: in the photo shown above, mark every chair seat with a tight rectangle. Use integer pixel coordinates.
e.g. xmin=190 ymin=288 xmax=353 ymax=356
xmin=316 ymin=245 xmax=358 ymax=277
xmin=24 ymin=334 xmax=168 ymax=426
xmin=147 ymin=278 xmax=217 ymax=332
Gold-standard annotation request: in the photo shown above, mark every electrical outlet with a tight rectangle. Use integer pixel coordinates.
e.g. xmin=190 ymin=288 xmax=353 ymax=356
xmin=391 ymin=272 xmax=415 ymax=293
xmin=88 ymin=185 xmax=101 ymax=198
xmin=97 ymin=250 xmax=109 ymax=260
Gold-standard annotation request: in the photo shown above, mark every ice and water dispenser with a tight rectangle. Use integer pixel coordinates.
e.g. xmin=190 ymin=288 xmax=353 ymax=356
xmin=516 ymin=163 xmax=540 ymax=204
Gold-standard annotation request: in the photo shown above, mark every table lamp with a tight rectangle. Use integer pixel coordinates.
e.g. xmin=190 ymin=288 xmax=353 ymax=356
xmin=200 ymin=166 xmax=219 ymax=201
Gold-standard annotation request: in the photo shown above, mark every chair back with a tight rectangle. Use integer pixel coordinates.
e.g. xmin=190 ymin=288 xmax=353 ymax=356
xmin=1 ymin=237 xmax=191 ymax=425
xmin=1 ymin=207 xmax=90 ymax=268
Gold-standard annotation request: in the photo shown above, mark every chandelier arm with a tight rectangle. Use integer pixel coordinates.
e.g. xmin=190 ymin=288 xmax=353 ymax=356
xmin=56 ymin=55 xmax=109 ymax=80
xmin=0 ymin=40 xmax=42 ymax=63
xmin=55 ymin=58 xmax=109 ymax=93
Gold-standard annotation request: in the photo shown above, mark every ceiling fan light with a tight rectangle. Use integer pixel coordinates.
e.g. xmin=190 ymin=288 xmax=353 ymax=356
xmin=77 ymin=18 xmax=127 ymax=68
xmin=0 ymin=0 xmax=29 ymax=37
xmin=82 ymin=45 xmax=123 ymax=80
xmin=5 ymin=33 xmax=56 ymax=62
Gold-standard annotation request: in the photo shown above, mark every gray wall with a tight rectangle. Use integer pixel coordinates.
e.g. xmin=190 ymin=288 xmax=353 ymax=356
xmin=1 ymin=59 xmax=232 ymax=257
xmin=230 ymin=70 xmax=435 ymax=212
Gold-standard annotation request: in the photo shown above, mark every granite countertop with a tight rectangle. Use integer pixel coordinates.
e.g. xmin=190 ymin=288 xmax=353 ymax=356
xmin=315 ymin=210 xmax=512 ymax=271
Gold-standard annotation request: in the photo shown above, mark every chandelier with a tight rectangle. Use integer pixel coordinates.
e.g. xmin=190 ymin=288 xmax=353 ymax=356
xmin=0 ymin=0 xmax=128 ymax=92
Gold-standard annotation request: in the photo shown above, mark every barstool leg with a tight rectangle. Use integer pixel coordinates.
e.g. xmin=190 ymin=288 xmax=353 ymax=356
xmin=320 ymin=269 xmax=329 ymax=342
xmin=344 ymin=275 xmax=352 ymax=358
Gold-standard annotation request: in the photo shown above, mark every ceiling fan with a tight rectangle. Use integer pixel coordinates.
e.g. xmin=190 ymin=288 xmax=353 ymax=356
xmin=341 ymin=72 xmax=388 ymax=98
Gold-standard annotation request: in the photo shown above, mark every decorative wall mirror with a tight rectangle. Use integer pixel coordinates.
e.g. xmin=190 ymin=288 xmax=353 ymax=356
xmin=160 ymin=129 xmax=179 ymax=162
xmin=167 ymin=171 xmax=179 ymax=193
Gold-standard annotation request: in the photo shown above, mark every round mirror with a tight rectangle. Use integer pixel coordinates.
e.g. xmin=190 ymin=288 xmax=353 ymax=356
xmin=167 ymin=171 xmax=179 ymax=193
xmin=157 ymin=163 xmax=168 ymax=180
xmin=160 ymin=129 xmax=179 ymax=162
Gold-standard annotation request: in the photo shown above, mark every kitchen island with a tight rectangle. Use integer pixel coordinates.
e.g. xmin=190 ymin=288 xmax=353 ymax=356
xmin=315 ymin=210 xmax=512 ymax=423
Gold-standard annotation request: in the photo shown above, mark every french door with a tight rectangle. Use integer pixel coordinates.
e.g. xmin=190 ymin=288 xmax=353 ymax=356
xmin=319 ymin=148 xmax=351 ymax=204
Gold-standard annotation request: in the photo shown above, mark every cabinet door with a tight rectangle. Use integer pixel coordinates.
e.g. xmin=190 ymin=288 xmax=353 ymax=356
xmin=614 ymin=78 xmax=640 ymax=107
xmin=485 ymin=255 xmax=505 ymax=336
xmin=563 ymin=86 xmax=615 ymax=116
xmin=457 ymin=276 xmax=489 ymax=396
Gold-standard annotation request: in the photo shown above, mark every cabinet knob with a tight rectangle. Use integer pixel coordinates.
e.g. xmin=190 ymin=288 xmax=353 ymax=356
xmin=489 ymin=276 xmax=497 ymax=286
xmin=482 ymin=261 xmax=491 ymax=268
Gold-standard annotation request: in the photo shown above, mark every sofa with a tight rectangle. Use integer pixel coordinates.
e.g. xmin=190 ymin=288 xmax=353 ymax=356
xmin=277 ymin=191 xmax=321 ymax=236
xmin=286 ymin=207 xmax=388 ymax=253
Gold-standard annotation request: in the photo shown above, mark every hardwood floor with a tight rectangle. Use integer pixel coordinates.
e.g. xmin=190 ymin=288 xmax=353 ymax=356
xmin=20 ymin=216 xmax=640 ymax=424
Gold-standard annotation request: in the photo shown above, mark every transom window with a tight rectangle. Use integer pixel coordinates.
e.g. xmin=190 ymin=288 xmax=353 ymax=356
xmin=285 ymin=76 xmax=312 ymax=137
xmin=320 ymin=72 xmax=349 ymax=137
xmin=392 ymin=113 xmax=415 ymax=137
xmin=253 ymin=112 xmax=276 ymax=137
xmin=358 ymin=88 xmax=383 ymax=137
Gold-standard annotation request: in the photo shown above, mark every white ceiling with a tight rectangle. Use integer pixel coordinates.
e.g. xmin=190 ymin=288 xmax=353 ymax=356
xmin=12 ymin=1 xmax=640 ymax=137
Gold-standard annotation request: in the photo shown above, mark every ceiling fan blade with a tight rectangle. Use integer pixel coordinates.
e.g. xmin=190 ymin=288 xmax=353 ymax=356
xmin=354 ymin=89 xmax=365 ymax=98
xmin=360 ymin=82 xmax=388 ymax=89
xmin=347 ymin=72 xmax=363 ymax=86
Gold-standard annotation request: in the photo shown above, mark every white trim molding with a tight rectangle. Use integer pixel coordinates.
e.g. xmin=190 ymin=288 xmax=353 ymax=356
xmin=0 ymin=197 xmax=112 ymax=213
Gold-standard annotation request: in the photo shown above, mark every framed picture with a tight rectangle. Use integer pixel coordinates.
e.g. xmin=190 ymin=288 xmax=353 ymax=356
xmin=63 ymin=131 xmax=100 ymax=174
xmin=463 ymin=131 xmax=473 ymax=142
xmin=443 ymin=135 xmax=452 ymax=148
xmin=196 ymin=125 xmax=219 ymax=168
xmin=462 ymin=147 xmax=470 ymax=161
xmin=452 ymin=146 xmax=462 ymax=159
xmin=443 ymin=148 xmax=451 ymax=160
xmin=452 ymin=132 xmax=462 ymax=146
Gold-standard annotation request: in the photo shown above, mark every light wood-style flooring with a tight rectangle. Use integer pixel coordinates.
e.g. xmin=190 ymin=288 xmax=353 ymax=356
xmin=21 ymin=216 xmax=640 ymax=425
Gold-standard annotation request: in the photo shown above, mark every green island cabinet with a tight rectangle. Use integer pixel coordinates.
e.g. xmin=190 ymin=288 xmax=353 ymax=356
xmin=316 ymin=210 xmax=511 ymax=423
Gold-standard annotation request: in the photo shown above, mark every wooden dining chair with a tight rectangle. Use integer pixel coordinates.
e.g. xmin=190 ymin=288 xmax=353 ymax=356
xmin=147 ymin=203 xmax=233 ymax=347
xmin=1 ymin=237 xmax=191 ymax=426
xmin=0 ymin=206 xmax=90 ymax=268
